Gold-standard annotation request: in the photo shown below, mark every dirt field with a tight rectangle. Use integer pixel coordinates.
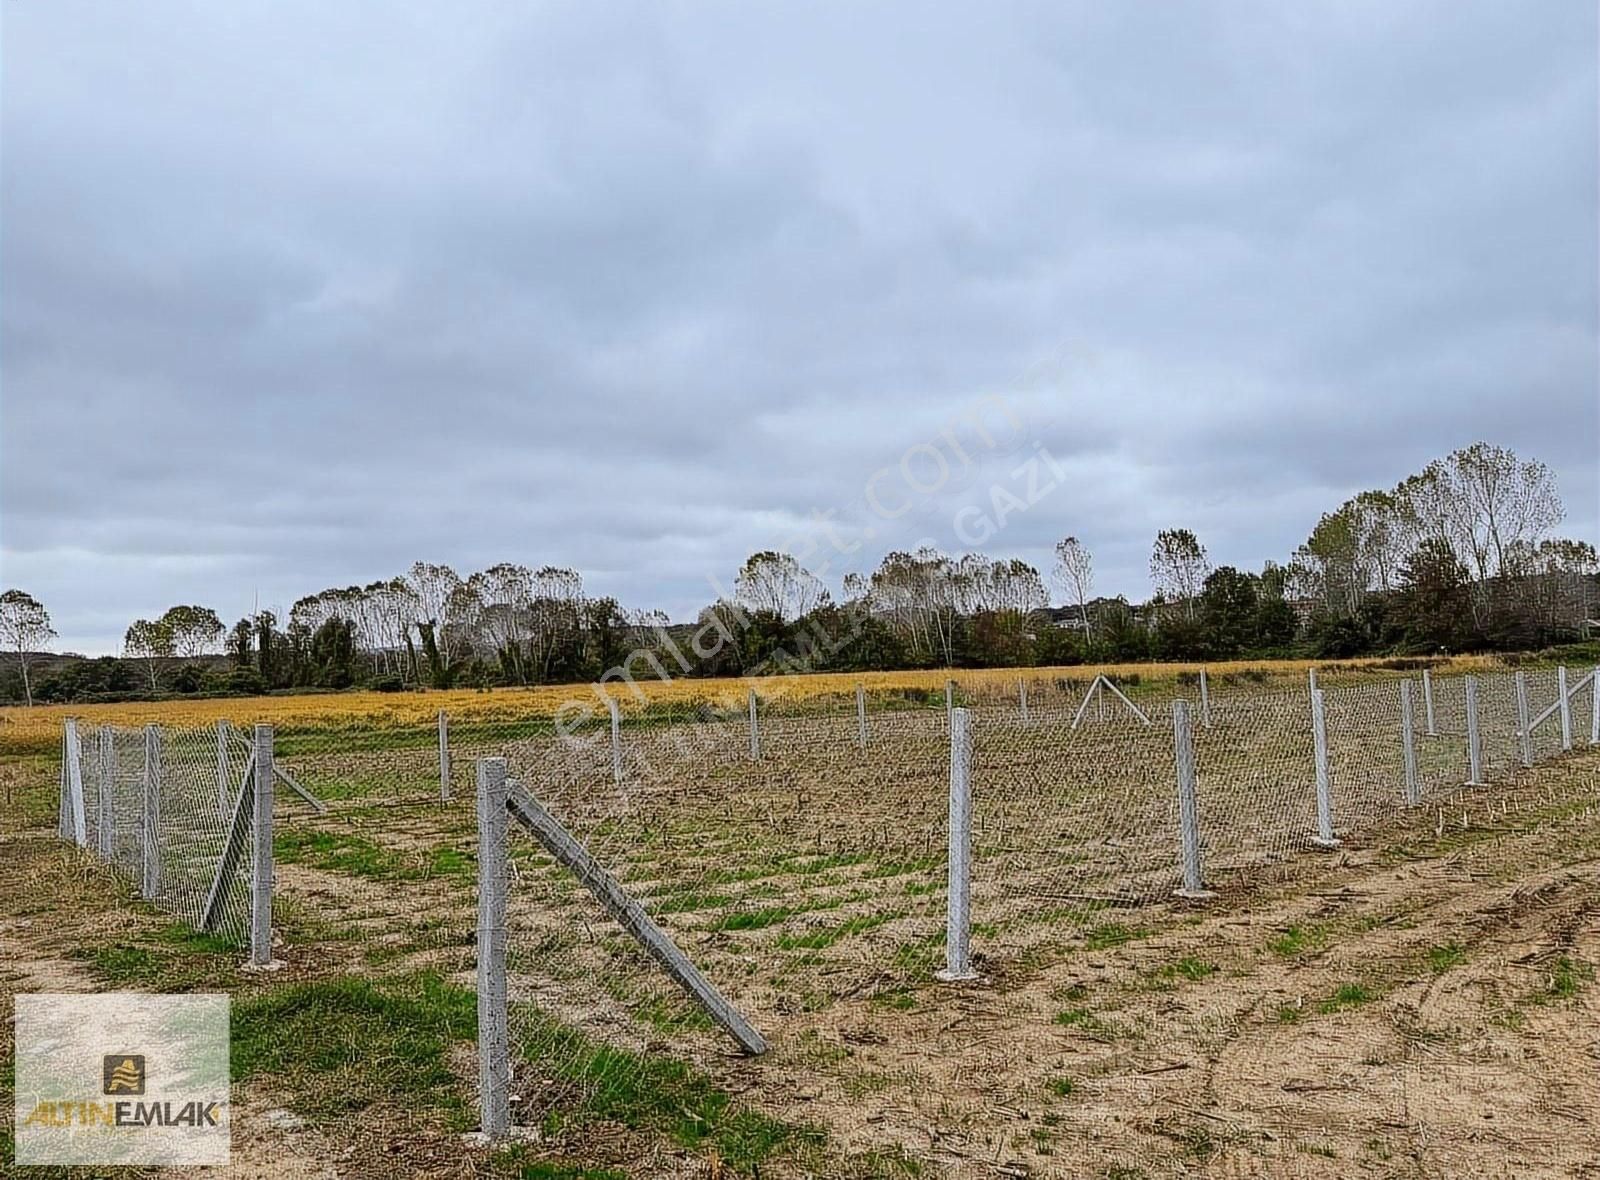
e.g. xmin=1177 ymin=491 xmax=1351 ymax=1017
xmin=4 ymin=668 xmax=1599 ymax=1177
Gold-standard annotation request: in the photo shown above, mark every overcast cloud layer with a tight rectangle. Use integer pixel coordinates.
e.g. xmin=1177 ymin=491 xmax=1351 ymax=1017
xmin=3 ymin=1 xmax=1596 ymax=655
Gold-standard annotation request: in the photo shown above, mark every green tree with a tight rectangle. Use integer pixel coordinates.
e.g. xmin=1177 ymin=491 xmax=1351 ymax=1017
xmin=1199 ymin=566 xmax=1260 ymax=658
xmin=227 ymin=617 xmax=254 ymax=667
xmin=1396 ymin=538 xmax=1473 ymax=652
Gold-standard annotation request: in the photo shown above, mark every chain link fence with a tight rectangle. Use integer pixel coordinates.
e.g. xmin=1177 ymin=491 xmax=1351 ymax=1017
xmin=53 ymin=663 xmax=1598 ymax=1145
xmin=58 ymin=719 xmax=276 ymax=958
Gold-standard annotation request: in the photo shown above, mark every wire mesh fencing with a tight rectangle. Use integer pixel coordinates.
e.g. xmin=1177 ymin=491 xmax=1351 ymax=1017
xmin=477 ymin=700 xmax=956 ymax=1121
xmin=58 ymin=718 xmax=275 ymax=959
xmin=64 ymin=664 xmax=1588 ymax=1142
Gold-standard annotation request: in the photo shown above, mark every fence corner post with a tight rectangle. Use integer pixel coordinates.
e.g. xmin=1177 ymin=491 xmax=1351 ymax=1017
xmin=748 ymin=689 xmax=761 ymax=761
xmin=1172 ymin=700 xmax=1216 ymax=900
xmin=1422 ymin=667 xmax=1437 ymax=736
xmin=249 ymin=725 xmax=275 ymax=968
xmin=439 ymin=709 xmax=452 ymax=800
xmin=1198 ymin=667 xmax=1211 ymax=729
xmin=1310 ymin=688 xmax=1340 ymax=848
xmin=936 ymin=707 xmax=979 ymax=983
xmin=141 ymin=724 xmax=162 ymax=899
xmin=856 ymin=683 xmax=868 ymax=748
xmin=476 ymin=757 xmax=512 ymax=1139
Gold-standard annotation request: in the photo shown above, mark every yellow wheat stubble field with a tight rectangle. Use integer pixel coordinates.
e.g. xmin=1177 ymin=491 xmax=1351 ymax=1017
xmin=0 ymin=654 xmax=1502 ymax=754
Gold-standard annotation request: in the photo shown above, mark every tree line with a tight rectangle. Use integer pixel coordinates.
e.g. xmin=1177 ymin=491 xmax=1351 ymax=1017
xmin=2 ymin=442 xmax=1594 ymax=703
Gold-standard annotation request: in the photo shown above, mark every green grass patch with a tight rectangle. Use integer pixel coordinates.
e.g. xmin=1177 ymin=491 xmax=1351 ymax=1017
xmin=1426 ymin=943 xmax=1467 ymax=974
xmin=76 ymin=921 xmax=243 ymax=990
xmin=651 ymin=890 xmax=736 ymax=915
xmin=1045 ymin=1075 xmax=1076 ymax=1098
xmin=711 ymin=906 xmax=796 ymax=932
xmin=1084 ymin=923 xmax=1146 ymax=951
xmin=1317 ymin=983 xmax=1376 ymax=1014
xmin=870 ymin=987 xmax=918 ymax=1011
xmin=1147 ymin=956 xmax=1217 ymax=987
xmin=231 ymin=971 xmax=476 ymax=1123
xmin=1269 ymin=924 xmax=1329 ymax=958
xmin=1053 ymin=1006 xmax=1131 ymax=1040
xmin=514 ymin=1007 xmax=822 ymax=1175
xmin=1531 ymin=955 xmax=1593 ymax=1004
xmin=274 ymin=827 xmax=470 ymax=883
xmin=775 ymin=911 xmax=901 ymax=951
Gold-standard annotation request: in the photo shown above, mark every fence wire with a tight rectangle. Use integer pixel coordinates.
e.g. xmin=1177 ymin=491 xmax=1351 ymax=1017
xmin=178 ymin=665 xmax=1599 ymax=1119
xmin=487 ymin=702 xmax=953 ymax=1109
xmin=63 ymin=721 xmax=257 ymax=942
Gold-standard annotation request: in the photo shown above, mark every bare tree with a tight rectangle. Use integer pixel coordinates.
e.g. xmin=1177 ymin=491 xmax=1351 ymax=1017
xmin=0 ymin=589 xmax=56 ymax=706
xmin=734 ymin=551 xmax=829 ymax=623
xmin=1150 ymin=528 xmax=1210 ymax=619
xmin=466 ymin=563 xmax=535 ymax=682
xmin=529 ymin=566 xmax=585 ymax=682
xmin=406 ymin=561 xmax=467 ymax=665
xmin=1052 ymin=536 xmax=1095 ymax=637
xmin=123 ymin=617 xmax=174 ymax=692
xmin=862 ymin=548 xmax=955 ymax=664
xmin=1397 ymin=443 xmax=1563 ymax=583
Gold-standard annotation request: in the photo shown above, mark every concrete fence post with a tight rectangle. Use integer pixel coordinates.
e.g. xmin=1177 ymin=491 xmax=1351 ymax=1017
xmin=1310 ymin=689 xmax=1339 ymax=848
xmin=609 ymin=698 xmax=624 ymax=783
xmin=97 ymin=726 xmax=115 ymax=859
xmin=251 ymin=725 xmax=274 ymax=968
xmin=1422 ymin=668 xmax=1437 ymax=737
xmin=1558 ymin=665 xmax=1573 ymax=751
xmin=1019 ymin=678 xmax=1029 ymax=727
xmin=945 ymin=679 xmax=955 ymax=722
xmin=1172 ymin=701 xmax=1214 ymax=899
xmin=1592 ymin=666 xmax=1600 ymax=746
xmin=215 ymin=721 xmax=232 ymax=820
xmin=475 ymin=757 xmax=511 ymax=1139
xmin=1400 ymin=679 xmax=1420 ymax=806
xmin=1308 ymin=667 xmax=1318 ymax=695
xmin=937 ymin=707 xmax=979 ymax=982
xmin=1515 ymin=672 xmax=1533 ymax=768
xmin=1465 ymin=676 xmax=1484 ymax=787
xmin=141 ymin=724 xmax=162 ymax=899
xmin=856 ymin=683 xmax=868 ymax=749
xmin=61 ymin=719 xmax=87 ymax=845
xmin=439 ymin=710 xmax=452 ymax=800
xmin=1199 ymin=668 xmax=1212 ymax=729
xmin=748 ymin=690 xmax=761 ymax=761
xmin=58 ymin=727 xmax=73 ymax=842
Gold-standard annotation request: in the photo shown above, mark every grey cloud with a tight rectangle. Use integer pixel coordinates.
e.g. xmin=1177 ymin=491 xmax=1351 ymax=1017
xmin=2 ymin=0 xmax=1594 ymax=653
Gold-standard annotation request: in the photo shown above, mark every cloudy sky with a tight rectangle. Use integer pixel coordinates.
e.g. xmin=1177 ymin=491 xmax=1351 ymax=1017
xmin=3 ymin=2 xmax=1596 ymax=654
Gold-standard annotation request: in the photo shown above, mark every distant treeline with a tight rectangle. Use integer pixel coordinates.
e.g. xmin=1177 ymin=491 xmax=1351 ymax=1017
xmin=2 ymin=442 xmax=1595 ymax=705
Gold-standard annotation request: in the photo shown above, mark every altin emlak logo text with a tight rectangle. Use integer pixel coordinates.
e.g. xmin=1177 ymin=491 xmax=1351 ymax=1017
xmin=22 ymin=1100 xmax=223 ymax=1129
xmin=24 ymin=1054 xmax=221 ymax=1130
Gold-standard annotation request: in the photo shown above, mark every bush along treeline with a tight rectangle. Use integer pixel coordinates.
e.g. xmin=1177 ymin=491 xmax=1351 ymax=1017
xmin=2 ymin=442 xmax=1596 ymax=704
